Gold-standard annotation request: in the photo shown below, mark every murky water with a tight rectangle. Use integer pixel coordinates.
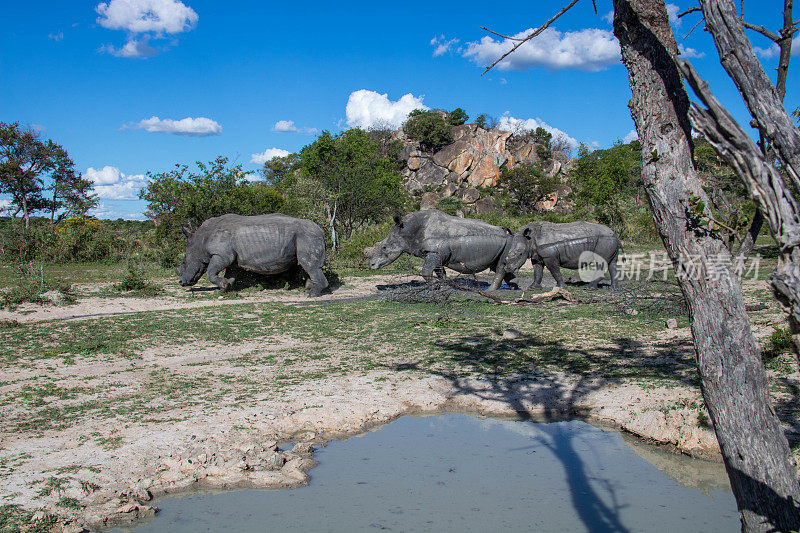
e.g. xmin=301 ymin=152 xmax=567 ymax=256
xmin=126 ymin=414 xmax=738 ymax=532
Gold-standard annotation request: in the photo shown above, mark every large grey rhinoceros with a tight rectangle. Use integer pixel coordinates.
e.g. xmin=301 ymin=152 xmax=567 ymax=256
xmin=499 ymin=221 xmax=622 ymax=289
xmin=177 ymin=213 xmax=329 ymax=296
xmin=368 ymin=209 xmax=518 ymax=289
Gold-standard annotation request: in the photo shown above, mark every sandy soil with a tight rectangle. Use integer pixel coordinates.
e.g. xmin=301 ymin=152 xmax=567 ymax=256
xmin=0 ymin=272 xmax=794 ymax=532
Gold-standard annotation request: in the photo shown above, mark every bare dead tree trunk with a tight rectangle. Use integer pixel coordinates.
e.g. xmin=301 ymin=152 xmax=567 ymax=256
xmin=698 ymin=0 xmax=800 ymax=188
xmin=612 ymin=1 xmax=800 ymax=530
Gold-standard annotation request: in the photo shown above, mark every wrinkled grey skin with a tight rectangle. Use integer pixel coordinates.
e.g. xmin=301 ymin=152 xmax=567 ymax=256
xmin=501 ymin=221 xmax=621 ymax=289
xmin=369 ymin=209 xmax=518 ymax=289
xmin=177 ymin=214 xmax=329 ymax=296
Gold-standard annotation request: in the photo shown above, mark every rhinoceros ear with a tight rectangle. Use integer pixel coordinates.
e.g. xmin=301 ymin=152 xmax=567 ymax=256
xmin=393 ymin=215 xmax=403 ymax=228
xmin=522 ymin=227 xmax=533 ymax=240
xmin=181 ymin=225 xmax=194 ymax=239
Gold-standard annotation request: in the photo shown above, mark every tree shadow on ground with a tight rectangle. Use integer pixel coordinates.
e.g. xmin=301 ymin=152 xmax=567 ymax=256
xmin=386 ymin=331 xmax=705 ymax=532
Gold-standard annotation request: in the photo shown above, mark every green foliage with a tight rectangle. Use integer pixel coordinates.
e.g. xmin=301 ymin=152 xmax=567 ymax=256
xmin=1 ymin=264 xmax=47 ymax=309
xmin=475 ymin=114 xmax=488 ymax=129
xmin=291 ymin=129 xmax=407 ymax=249
xmin=139 ymin=156 xmax=285 ymax=233
xmin=49 ymin=217 xmax=123 ymax=262
xmin=533 ymin=127 xmax=553 ymax=161
xmin=403 ymin=110 xmax=454 ymax=151
xmin=0 ymin=122 xmax=96 ymax=226
xmin=434 ymin=196 xmax=464 ymax=216
xmin=570 ymin=140 xmax=643 ymax=235
xmin=500 ymin=163 xmax=560 ymax=215
xmin=114 ymin=263 xmax=161 ymax=296
xmin=261 ymin=153 xmax=300 ymax=187
xmin=763 ymin=326 xmax=793 ymax=361
xmin=446 ymin=108 xmax=469 ymax=126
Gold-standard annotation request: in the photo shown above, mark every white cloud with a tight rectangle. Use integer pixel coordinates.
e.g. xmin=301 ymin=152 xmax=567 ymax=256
xmin=497 ymin=115 xmax=579 ymax=152
xmin=678 ymin=44 xmax=705 ymax=58
xmin=431 ymin=35 xmax=461 ymax=57
xmin=463 ymin=27 xmax=620 ymax=72
xmin=96 ymin=0 xmax=197 ymax=34
xmin=99 ymin=35 xmax=156 ymax=58
xmin=345 ymin=90 xmax=428 ymax=130
xmin=48 ymin=31 xmax=64 ymax=41
xmin=131 ymin=116 xmax=222 ymax=136
xmin=272 ymin=120 xmax=317 ymax=134
xmin=250 ymin=147 xmax=290 ymax=165
xmin=0 ymin=198 xmax=12 ymax=215
xmin=666 ymin=3 xmax=681 ymax=27
xmin=89 ymin=202 xmax=147 ymax=220
xmin=96 ymin=0 xmax=197 ymax=58
xmin=623 ymin=129 xmax=639 ymax=144
xmin=85 ymin=166 xmax=148 ymax=200
xmin=755 ymin=36 xmax=800 ymax=59
xmin=242 ymin=173 xmax=262 ymax=182
xmin=602 ymin=10 xmax=614 ymax=24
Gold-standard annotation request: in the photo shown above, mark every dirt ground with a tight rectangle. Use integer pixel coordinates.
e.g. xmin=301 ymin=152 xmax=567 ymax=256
xmin=0 ymin=270 xmax=797 ymax=532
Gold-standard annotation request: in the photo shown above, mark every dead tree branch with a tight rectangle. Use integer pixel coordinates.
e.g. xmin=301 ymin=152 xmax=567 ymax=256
xmin=678 ymin=57 xmax=800 ymax=329
xmin=698 ymin=0 xmax=800 ymax=189
xmin=481 ymin=0 xmax=582 ymax=75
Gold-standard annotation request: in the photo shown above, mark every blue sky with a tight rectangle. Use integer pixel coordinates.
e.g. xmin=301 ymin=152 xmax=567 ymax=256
xmin=1 ymin=1 xmax=797 ymax=219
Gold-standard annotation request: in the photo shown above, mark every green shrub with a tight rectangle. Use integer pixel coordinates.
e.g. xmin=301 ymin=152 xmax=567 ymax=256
xmin=447 ymin=108 xmax=469 ymax=126
xmin=404 ymin=110 xmax=454 ymax=152
xmin=434 ymin=197 xmax=464 ymax=216
xmin=114 ymin=263 xmax=161 ymax=296
xmin=763 ymin=326 xmax=793 ymax=362
xmin=1 ymin=263 xmax=48 ymax=309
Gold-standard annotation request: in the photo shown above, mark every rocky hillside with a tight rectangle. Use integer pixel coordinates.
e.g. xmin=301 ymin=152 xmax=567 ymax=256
xmin=391 ymin=124 xmax=575 ymax=214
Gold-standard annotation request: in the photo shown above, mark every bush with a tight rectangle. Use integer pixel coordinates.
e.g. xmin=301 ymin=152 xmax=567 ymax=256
xmin=500 ymin=164 xmax=560 ymax=215
xmin=1 ymin=263 xmax=47 ymax=309
xmin=404 ymin=110 xmax=454 ymax=152
xmin=763 ymin=327 xmax=793 ymax=361
xmin=447 ymin=108 xmax=469 ymax=126
xmin=434 ymin=197 xmax=464 ymax=216
xmin=114 ymin=263 xmax=161 ymax=296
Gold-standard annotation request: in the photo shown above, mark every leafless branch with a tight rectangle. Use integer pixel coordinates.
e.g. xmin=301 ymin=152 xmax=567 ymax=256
xmin=742 ymin=21 xmax=781 ymax=42
xmin=478 ymin=26 xmax=524 ymax=41
xmin=683 ymin=17 xmax=705 ymax=39
xmin=481 ymin=0 xmax=581 ymax=76
xmin=679 ymin=6 xmax=702 ymax=17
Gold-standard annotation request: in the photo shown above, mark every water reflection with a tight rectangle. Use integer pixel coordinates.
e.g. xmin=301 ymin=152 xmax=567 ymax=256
xmin=124 ymin=414 xmax=737 ymax=533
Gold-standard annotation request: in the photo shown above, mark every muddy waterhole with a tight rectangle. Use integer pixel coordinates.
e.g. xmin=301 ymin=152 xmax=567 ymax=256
xmin=121 ymin=414 xmax=737 ymax=532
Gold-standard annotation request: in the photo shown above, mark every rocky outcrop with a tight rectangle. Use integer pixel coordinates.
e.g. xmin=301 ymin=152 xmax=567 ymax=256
xmin=394 ymin=123 xmax=574 ymax=214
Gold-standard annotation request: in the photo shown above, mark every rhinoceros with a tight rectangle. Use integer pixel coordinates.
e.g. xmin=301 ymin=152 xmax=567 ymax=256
xmin=368 ymin=209 xmax=518 ymax=289
xmin=177 ymin=213 xmax=329 ymax=296
xmin=499 ymin=221 xmax=622 ymax=289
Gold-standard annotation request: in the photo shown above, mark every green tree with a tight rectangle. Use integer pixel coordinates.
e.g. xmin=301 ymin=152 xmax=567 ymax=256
xmin=291 ymin=129 xmax=406 ymax=249
xmin=570 ymin=141 xmax=642 ymax=231
xmin=500 ymin=163 xmax=560 ymax=214
xmin=446 ymin=108 xmax=469 ymax=126
xmin=403 ymin=109 xmax=454 ymax=151
xmin=533 ymin=127 xmax=553 ymax=160
xmin=260 ymin=153 xmax=299 ymax=187
xmin=0 ymin=123 xmax=94 ymax=228
xmin=139 ymin=156 xmax=285 ymax=232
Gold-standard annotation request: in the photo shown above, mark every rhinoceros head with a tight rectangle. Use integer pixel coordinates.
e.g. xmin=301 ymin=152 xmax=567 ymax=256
xmin=369 ymin=215 xmax=406 ymax=269
xmin=504 ymin=225 xmax=538 ymax=272
xmin=176 ymin=225 xmax=209 ymax=287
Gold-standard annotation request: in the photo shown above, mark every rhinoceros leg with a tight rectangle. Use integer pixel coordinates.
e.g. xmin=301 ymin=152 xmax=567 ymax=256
xmin=544 ymin=259 xmax=564 ymax=287
xmin=421 ymin=252 xmax=446 ymax=283
xmin=296 ymin=234 xmax=329 ymax=297
xmin=503 ymin=272 xmax=520 ymax=289
xmin=531 ymin=262 xmax=544 ymax=289
xmin=207 ymin=254 xmax=235 ymax=291
xmin=488 ymin=268 xmax=505 ymax=291
xmin=608 ymin=253 xmax=620 ymax=290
